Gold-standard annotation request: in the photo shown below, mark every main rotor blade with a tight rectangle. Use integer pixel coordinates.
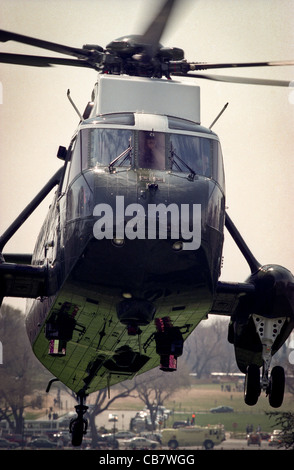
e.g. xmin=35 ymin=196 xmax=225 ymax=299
xmin=0 ymin=29 xmax=90 ymax=59
xmin=0 ymin=52 xmax=94 ymax=68
xmin=189 ymin=60 xmax=294 ymax=71
xmin=141 ymin=0 xmax=178 ymax=57
xmin=173 ymin=72 xmax=292 ymax=87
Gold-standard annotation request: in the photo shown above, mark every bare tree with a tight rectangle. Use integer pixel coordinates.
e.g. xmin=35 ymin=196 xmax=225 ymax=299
xmin=86 ymin=382 xmax=137 ymax=447
xmin=134 ymin=364 xmax=191 ymax=430
xmin=212 ymin=319 xmax=238 ymax=373
xmin=183 ymin=318 xmax=236 ymax=377
xmin=0 ymin=304 xmax=49 ymax=433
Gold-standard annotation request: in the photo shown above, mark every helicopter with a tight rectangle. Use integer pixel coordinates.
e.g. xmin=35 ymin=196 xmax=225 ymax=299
xmin=0 ymin=0 xmax=294 ymax=447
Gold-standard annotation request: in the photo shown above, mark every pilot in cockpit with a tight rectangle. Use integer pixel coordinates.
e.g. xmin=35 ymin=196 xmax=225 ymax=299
xmin=139 ymin=132 xmax=165 ymax=170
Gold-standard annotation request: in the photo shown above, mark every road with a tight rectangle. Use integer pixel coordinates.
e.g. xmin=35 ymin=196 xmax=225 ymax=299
xmin=92 ymin=410 xmax=285 ymax=451
xmin=212 ymin=438 xmax=280 ymax=450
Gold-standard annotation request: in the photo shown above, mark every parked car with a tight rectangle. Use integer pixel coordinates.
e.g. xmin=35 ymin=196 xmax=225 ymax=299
xmin=51 ymin=431 xmax=71 ymax=446
xmin=27 ymin=438 xmax=57 ymax=449
xmin=99 ymin=434 xmax=119 ymax=449
xmin=4 ymin=434 xmax=26 ymax=446
xmin=0 ymin=437 xmax=19 ymax=449
xmin=247 ymin=432 xmax=261 ymax=446
xmin=210 ymin=406 xmax=234 ymax=413
xmin=125 ymin=436 xmax=158 ymax=449
xmin=110 ymin=431 xmax=136 ymax=440
xmin=259 ymin=432 xmax=270 ymax=441
xmin=268 ymin=429 xmax=283 ymax=447
xmin=141 ymin=431 xmax=162 ymax=443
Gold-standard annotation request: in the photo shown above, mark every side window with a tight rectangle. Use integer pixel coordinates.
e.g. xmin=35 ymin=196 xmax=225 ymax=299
xmin=61 ymin=161 xmax=70 ymax=194
xmin=60 ymin=138 xmax=77 ymax=194
xmin=200 ymin=138 xmax=212 ymax=177
xmin=68 ymin=134 xmax=81 ymax=182
xmin=81 ymin=129 xmax=89 ymax=171
xmin=211 ymin=141 xmax=225 ymax=189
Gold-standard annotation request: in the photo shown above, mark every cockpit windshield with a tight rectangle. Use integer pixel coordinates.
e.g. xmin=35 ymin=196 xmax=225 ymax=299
xmin=81 ymin=128 xmax=133 ymax=169
xmin=78 ymin=127 xmax=224 ymax=186
xmin=168 ymin=134 xmax=212 ymax=177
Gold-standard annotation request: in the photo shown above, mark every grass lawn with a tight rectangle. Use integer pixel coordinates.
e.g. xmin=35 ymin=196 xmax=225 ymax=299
xmin=163 ymin=381 xmax=293 ymax=433
xmin=112 ymin=380 xmax=293 ymax=434
xmin=166 ymin=411 xmax=276 ymax=435
xmin=166 ymin=384 xmax=290 ymax=412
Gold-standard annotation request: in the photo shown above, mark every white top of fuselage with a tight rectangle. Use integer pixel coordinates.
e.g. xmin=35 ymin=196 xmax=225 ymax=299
xmin=91 ymin=74 xmax=201 ymax=124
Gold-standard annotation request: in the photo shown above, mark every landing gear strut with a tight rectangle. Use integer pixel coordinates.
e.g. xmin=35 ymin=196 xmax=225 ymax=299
xmin=244 ymin=315 xmax=286 ymax=408
xmin=69 ymin=392 xmax=88 ymax=447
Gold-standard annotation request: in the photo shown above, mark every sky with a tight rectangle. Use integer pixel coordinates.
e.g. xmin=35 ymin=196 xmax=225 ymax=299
xmin=0 ymin=0 xmax=294 ymax=313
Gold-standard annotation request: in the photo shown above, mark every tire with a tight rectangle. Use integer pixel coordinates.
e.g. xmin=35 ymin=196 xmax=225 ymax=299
xmin=111 ymin=439 xmax=119 ymax=449
xmin=203 ymin=439 xmax=214 ymax=450
xmin=70 ymin=417 xmax=88 ymax=447
xmin=268 ymin=366 xmax=285 ymax=408
xmin=70 ymin=419 xmax=84 ymax=447
xmin=244 ymin=364 xmax=261 ymax=406
xmin=168 ymin=439 xmax=178 ymax=449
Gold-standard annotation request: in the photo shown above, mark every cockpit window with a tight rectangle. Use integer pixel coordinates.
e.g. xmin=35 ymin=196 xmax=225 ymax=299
xmin=169 ymin=134 xmax=212 ymax=177
xmin=81 ymin=128 xmax=133 ymax=168
xmin=137 ymin=131 xmax=165 ymax=170
xmin=77 ymin=127 xmax=224 ymax=187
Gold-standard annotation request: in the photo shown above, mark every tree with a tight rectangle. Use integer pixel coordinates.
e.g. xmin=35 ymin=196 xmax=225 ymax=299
xmin=183 ymin=318 xmax=236 ymax=377
xmin=267 ymin=411 xmax=294 ymax=449
xmin=0 ymin=304 xmax=50 ymax=433
xmin=134 ymin=365 xmax=191 ymax=430
xmin=87 ymin=382 xmax=137 ymax=447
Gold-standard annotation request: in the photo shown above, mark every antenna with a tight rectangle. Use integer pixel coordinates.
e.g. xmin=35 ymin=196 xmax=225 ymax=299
xmin=209 ymin=102 xmax=229 ymax=129
xmin=67 ymin=89 xmax=83 ymax=121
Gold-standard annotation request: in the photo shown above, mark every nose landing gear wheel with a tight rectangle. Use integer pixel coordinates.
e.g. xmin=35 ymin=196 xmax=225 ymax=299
xmin=70 ymin=417 xmax=88 ymax=447
xmin=244 ymin=364 xmax=261 ymax=406
xmin=268 ymin=366 xmax=285 ymax=408
xmin=69 ymin=391 xmax=88 ymax=447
